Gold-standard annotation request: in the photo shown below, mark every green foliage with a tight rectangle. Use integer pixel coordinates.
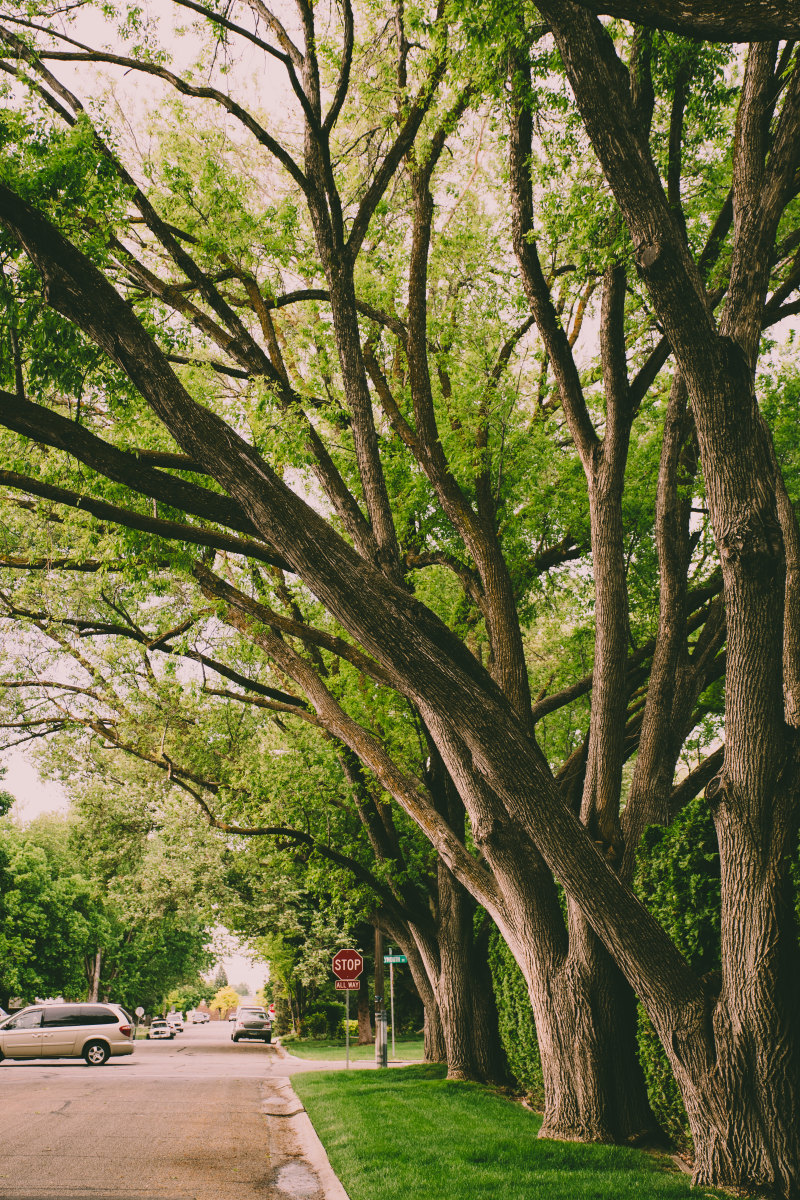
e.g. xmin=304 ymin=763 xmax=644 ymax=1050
xmin=486 ymin=925 xmax=543 ymax=1106
xmin=166 ymin=980 xmax=215 ymax=1013
xmin=0 ymin=769 xmax=215 ymax=1012
xmin=634 ymin=797 xmax=722 ymax=1153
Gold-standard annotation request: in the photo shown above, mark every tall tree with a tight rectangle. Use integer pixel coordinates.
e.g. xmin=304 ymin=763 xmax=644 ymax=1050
xmin=0 ymin=2 xmax=798 ymax=1191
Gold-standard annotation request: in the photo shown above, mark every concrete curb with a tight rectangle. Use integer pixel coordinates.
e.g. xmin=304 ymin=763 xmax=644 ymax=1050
xmin=264 ymin=1075 xmax=350 ymax=1200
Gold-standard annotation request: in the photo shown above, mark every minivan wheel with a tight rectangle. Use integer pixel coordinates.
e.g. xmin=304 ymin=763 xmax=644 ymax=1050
xmin=84 ymin=1040 xmax=110 ymax=1066
xmin=232 ymin=1034 xmax=239 ymax=1042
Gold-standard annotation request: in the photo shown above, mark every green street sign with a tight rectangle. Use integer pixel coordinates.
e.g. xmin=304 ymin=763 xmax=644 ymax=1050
xmin=384 ymin=954 xmax=407 ymax=963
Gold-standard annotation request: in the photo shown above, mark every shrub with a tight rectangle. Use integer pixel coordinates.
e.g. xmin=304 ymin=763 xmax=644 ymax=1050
xmin=487 ymin=926 xmax=544 ymax=1107
xmin=634 ymin=795 xmax=722 ymax=1157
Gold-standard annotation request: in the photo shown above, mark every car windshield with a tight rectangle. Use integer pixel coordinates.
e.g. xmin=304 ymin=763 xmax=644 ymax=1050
xmin=240 ymin=1009 xmax=267 ymax=1018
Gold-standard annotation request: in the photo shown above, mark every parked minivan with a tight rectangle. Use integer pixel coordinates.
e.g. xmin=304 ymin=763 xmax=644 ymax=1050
xmin=0 ymin=1002 xmax=134 ymax=1065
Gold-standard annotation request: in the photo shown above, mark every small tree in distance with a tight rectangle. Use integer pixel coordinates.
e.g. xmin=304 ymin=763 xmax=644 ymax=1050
xmin=209 ymin=985 xmax=241 ymax=1021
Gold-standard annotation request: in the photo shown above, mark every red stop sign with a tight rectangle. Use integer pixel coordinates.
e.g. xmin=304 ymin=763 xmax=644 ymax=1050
xmin=332 ymin=948 xmax=364 ymax=980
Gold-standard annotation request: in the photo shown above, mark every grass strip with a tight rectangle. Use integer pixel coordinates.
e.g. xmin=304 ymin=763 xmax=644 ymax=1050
xmin=292 ymin=1064 xmax=727 ymax=1200
xmin=283 ymin=1034 xmax=424 ymax=1062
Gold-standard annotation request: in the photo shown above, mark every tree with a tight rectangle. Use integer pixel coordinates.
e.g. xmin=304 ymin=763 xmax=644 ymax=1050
xmin=210 ymin=984 xmax=241 ymax=1019
xmin=0 ymin=3 xmax=799 ymax=1193
xmin=211 ymin=966 xmax=229 ymax=991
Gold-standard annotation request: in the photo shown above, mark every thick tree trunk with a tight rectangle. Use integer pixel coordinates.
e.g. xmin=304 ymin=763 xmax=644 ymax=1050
xmin=478 ymin=828 xmax=654 ymax=1141
xmin=511 ymin=928 xmax=653 ymax=1142
xmin=470 ymin=919 xmax=510 ymax=1086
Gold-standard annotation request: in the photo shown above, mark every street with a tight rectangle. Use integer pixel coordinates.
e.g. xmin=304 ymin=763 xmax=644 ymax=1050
xmin=0 ymin=1023 xmax=347 ymax=1200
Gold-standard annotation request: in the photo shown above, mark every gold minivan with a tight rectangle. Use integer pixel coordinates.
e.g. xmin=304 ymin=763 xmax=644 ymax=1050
xmin=0 ymin=1002 xmax=135 ymax=1065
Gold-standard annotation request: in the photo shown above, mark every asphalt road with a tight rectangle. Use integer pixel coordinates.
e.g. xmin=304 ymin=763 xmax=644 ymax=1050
xmin=0 ymin=1022 xmax=348 ymax=1200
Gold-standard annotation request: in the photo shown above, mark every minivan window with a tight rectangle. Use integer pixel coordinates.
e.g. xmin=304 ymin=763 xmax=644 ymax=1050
xmin=43 ymin=1006 xmax=82 ymax=1027
xmin=7 ymin=1009 xmax=43 ymax=1029
xmin=81 ymin=1007 xmax=118 ymax=1025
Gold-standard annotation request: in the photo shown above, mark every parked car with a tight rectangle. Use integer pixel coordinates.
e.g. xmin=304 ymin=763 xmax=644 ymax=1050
xmin=189 ymin=1010 xmax=210 ymax=1023
xmin=231 ymin=1006 xmax=272 ymax=1044
xmin=147 ymin=1018 xmax=173 ymax=1040
xmin=166 ymin=1013 xmax=184 ymax=1033
xmin=0 ymin=1002 xmax=134 ymax=1065
xmin=227 ymin=1010 xmax=237 ymax=1021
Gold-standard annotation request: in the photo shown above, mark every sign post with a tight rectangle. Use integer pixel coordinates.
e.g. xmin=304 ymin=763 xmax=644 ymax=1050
xmin=332 ymin=949 xmax=363 ymax=1069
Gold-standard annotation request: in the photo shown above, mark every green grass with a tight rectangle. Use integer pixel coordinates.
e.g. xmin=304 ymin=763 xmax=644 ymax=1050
xmin=292 ymin=1065 xmax=728 ymax=1200
xmin=282 ymin=1033 xmax=425 ymax=1061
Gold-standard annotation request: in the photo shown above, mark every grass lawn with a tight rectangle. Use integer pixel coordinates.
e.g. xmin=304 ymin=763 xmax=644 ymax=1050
xmin=282 ymin=1033 xmax=425 ymax=1061
xmin=292 ymin=1064 xmax=727 ymax=1200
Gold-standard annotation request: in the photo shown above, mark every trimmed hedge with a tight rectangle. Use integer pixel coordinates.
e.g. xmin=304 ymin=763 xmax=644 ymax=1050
xmin=634 ymin=795 xmax=722 ymax=1156
xmin=487 ymin=927 xmax=544 ymax=1107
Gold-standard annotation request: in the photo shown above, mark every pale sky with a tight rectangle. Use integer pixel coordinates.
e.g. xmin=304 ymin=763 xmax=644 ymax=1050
xmin=3 ymin=754 xmax=70 ymax=822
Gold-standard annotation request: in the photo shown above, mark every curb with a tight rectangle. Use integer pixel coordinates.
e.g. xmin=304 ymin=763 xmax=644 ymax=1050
xmin=265 ymin=1074 xmax=350 ymax=1200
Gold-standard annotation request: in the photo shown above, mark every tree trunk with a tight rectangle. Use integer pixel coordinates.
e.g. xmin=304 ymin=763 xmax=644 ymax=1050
xmin=389 ymin=927 xmax=446 ymax=1063
xmin=423 ymin=996 xmax=446 ymax=1063
xmin=356 ymin=973 xmax=373 ymax=1044
xmin=482 ymin=828 xmax=654 ymax=1142
xmin=87 ymin=950 xmax=101 ymax=1003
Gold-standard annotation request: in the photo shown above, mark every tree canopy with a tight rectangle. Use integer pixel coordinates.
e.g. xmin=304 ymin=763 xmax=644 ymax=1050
xmin=0 ymin=1 xmax=799 ymax=1193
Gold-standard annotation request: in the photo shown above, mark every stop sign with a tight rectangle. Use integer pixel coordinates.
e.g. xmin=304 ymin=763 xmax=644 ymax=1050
xmin=332 ymin=948 xmax=363 ymax=980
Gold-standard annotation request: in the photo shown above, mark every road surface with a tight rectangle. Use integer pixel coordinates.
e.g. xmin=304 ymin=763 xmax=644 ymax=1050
xmin=0 ymin=1022 xmax=349 ymax=1200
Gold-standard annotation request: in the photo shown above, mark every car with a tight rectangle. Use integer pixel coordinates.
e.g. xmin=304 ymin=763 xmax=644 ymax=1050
xmin=147 ymin=1018 xmax=173 ymax=1040
xmin=166 ymin=1013 xmax=184 ymax=1033
xmin=227 ymin=1010 xmax=237 ymax=1021
xmin=189 ymin=1010 xmax=210 ymax=1023
xmin=0 ymin=1002 xmax=134 ymax=1066
xmin=231 ymin=1006 xmax=272 ymax=1044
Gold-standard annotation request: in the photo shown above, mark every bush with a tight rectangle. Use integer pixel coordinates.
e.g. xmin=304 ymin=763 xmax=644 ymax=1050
xmin=337 ymin=1018 xmax=359 ymax=1038
xmin=303 ymin=1010 xmax=329 ymax=1038
xmin=303 ymin=1002 xmax=342 ymax=1038
xmin=487 ymin=926 xmax=543 ymax=1106
xmin=634 ymin=795 xmax=722 ymax=1157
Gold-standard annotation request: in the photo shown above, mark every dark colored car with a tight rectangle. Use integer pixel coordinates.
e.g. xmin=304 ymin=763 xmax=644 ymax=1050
xmin=231 ymin=1006 xmax=272 ymax=1044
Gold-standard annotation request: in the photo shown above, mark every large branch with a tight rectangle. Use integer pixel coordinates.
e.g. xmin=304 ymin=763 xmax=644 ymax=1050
xmin=0 ymin=470 xmax=288 ymax=569
xmin=571 ymin=0 xmax=800 ymax=39
xmin=0 ymin=390 xmax=266 ymax=541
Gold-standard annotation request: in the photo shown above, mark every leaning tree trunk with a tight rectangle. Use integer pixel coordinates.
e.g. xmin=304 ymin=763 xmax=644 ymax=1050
xmin=385 ymin=926 xmax=446 ymax=1063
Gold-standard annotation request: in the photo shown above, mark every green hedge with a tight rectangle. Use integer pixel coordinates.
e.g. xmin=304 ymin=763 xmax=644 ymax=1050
xmin=486 ymin=927 xmax=544 ymax=1107
xmin=634 ymin=795 xmax=723 ymax=1156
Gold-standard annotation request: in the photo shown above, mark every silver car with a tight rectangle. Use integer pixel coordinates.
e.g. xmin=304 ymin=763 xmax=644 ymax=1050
xmin=0 ymin=1002 xmax=135 ymax=1066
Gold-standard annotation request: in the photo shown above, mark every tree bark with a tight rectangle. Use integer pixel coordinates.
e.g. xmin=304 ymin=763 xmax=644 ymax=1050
xmin=356 ymin=973 xmax=373 ymax=1044
xmin=86 ymin=950 xmax=101 ymax=1003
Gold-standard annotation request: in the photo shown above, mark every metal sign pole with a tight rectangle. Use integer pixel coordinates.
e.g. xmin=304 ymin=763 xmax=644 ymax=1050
xmin=390 ymin=960 xmax=395 ymax=1060
xmin=345 ymin=990 xmax=350 ymax=1069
